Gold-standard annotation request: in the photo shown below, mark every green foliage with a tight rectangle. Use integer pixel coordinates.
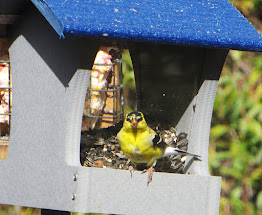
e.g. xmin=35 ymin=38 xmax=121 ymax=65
xmin=210 ymin=50 xmax=262 ymax=215
xmin=121 ymin=50 xmax=137 ymax=114
xmin=122 ymin=50 xmax=136 ymax=89
xmin=0 ymin=205 xmax=40 ymax=215
xmin=230 ymin=0 xmax=262 ymax=16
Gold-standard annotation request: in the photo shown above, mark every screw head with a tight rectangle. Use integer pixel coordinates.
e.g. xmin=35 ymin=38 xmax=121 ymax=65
xmin=72 ymin=193 xmax=76 ymax=201
xmin=73 ymin=174 xmax=78 ymax=182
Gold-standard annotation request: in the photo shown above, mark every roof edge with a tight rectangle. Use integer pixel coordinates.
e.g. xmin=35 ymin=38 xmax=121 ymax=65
xmin=31 ymin=0 xmax=65 ymax=38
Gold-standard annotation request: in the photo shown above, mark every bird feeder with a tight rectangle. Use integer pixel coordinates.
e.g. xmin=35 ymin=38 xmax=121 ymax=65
xmin=1 ymin=0 xmax=262 ymax=214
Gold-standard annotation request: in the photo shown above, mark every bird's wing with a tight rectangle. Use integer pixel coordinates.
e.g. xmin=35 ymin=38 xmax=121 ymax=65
xmin=164 ymin=147 xmax=201 ymax=158
xmin=150 ymin=128 xmax=168 ymax=149
xmin=173 ymin=148 xmax=201 ymax=157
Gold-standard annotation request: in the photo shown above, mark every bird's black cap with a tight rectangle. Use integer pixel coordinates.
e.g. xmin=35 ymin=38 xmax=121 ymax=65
xmin=126 ymin=111 xmax=143 ymax=123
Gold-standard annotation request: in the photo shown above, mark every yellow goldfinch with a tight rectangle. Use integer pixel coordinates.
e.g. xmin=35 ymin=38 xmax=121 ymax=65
xmin=117 ymin=111 xmax=200 ymax=184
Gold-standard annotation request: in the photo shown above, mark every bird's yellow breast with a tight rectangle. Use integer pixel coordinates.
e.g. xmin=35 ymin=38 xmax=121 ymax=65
xmin=117 ymin=127 xmax=162 ymax=165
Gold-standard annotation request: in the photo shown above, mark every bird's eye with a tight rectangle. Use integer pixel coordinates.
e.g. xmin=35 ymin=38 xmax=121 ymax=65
xmin=126 ymin=115 xmax=134 ymax=122
xmin=136 ymin=116 xmax=142 ymax=122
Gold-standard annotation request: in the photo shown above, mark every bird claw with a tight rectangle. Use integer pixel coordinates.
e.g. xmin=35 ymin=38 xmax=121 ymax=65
xmin=142 ymin=166 xmax=155 ymax=186
xmin=128 ymin=166 xmax=134 ymax=178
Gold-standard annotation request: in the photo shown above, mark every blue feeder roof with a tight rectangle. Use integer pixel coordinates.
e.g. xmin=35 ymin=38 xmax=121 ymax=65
xmin=31 ymin=0 xmax=262 ymax=51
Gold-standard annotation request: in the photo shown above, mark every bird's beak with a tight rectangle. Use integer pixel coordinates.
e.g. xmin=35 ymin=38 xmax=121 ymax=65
xmin=131 ymin=119 xmax=138 ymax=128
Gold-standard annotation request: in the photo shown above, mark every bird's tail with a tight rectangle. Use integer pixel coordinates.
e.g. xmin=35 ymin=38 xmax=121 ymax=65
xmin=164 ymin=147 xmax=201 ymax=158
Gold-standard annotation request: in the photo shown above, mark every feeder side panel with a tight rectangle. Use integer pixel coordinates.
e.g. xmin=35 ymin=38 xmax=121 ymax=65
xmin=1 ymin=34 xmax=77 ymax=211
xmin=186 ymin=49 xmax=228 ymax=175
xmin=75 ymin=167 xmax=221 ymax=215
xmin=0 ymin=9 xmax=97 ymax=211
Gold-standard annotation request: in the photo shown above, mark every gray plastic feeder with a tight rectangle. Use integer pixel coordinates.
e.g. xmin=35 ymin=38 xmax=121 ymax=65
xmin=1 ymin=0 xmax=262 ymax=214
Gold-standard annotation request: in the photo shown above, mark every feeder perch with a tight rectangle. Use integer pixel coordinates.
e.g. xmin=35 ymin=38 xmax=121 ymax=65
xmin=1 ymin=0 xmax=262 ymax=214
